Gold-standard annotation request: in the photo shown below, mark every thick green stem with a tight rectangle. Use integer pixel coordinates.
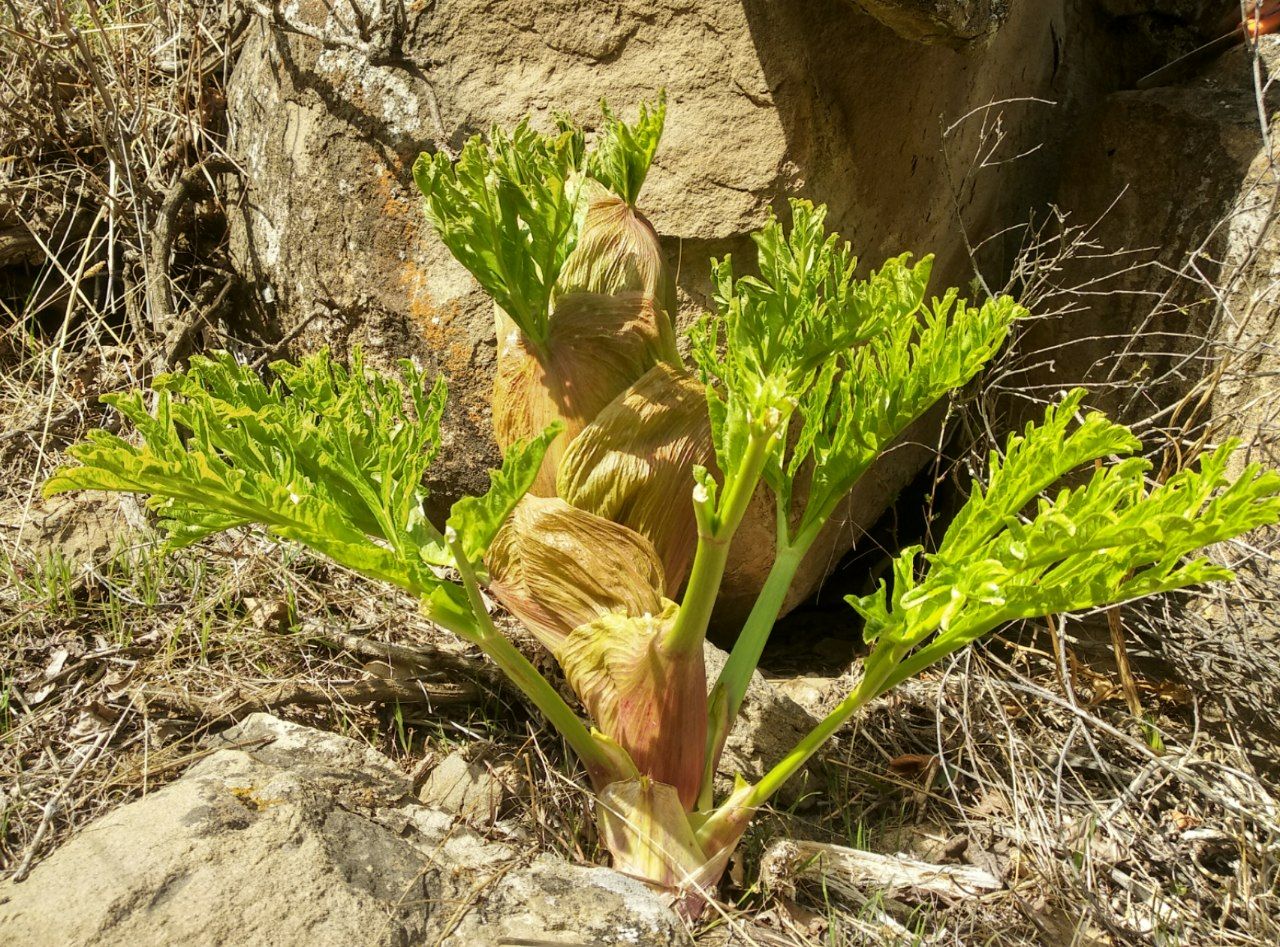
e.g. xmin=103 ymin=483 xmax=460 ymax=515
xmin=697 ymin=540 xmax=805 ymax=808
xmin=665 ymin=427 xmax=774 ymax=656
xmin=737 ymin=645 xmax=903 ymax=811
xmin=696 ymin=487 xmax=845 ymax=808
xmin=445 ymin=539 xmax=628 ymax=787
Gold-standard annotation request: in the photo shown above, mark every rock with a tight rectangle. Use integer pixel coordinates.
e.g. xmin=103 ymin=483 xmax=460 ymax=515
xmin=1017 ymin=41 xmax=1278 ymax=428
xmin=417 ymin=747 xmax=516 ymax=825
xmin=0 ymin=714 xmax=691 ymax=947
xmin=772 ymin=675 xmax=840 ymax=717
xmin=225 ymin=0 xmax=1115 ymax=613
xmin=1205 ymin=54 xmax=1280 ymax=473
xmin=0 ymin=492 xmax=147 ymax=573
xmin=846 ymin=0 xmax=1010 ymax=46
xmin=706 ymin=642 xmax=822 ymax=808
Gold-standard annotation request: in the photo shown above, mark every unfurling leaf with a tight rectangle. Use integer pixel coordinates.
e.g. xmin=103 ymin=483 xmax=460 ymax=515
xmin=486 ymin=495 xmax=666 ymax=650
xmin=413 ymin=120 xmax=585 ymax=344
xmin=596 ymin=779 xmax=719 ymax=894
xmin=595 ymin=775 xmax=752 ymax=915
xmin=558 ymin=363 xmax=713 ymax=594
xmin=492 ymin=292 xmax=677 ymax=493
xmin=554 ymin=179 xmax=679 ymax=331
xmin=585 ymin=92 xmax=666 ymax=207
xmin=559 ymin=602 xmax=707 ymax=809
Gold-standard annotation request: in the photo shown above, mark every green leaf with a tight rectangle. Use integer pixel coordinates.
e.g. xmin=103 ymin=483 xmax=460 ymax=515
xmin=44 ymin=350 xmax=450 ymax=597
xmin=445 ymin=421 xmax=563 ymax=568
xmin=846 ymin=398 xmax=1280 ymax=694
xmin=414 ymin=121 xmax=586 ymax=343
xmin=789 ymin=290 xmax=1022 ymax=546
xmin=690 ymin=199 xmax=900 ymax=512
xmin=585 ymin=92 xmax=667 ymax=206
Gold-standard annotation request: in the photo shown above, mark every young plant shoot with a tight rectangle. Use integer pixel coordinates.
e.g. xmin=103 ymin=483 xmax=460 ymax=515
xmin=415 ymin=97 xmax=678 ymax=494
xmin=48 ymin=99 xmax=1280 ymax=913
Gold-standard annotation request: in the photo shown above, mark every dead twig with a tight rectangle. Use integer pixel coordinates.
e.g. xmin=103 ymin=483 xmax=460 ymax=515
xmin=139 ymin=675 xmax=484 ymax=720
xmin=156 ymin=273 xmax=236 ymax=370
xmin=11 ymin=727 xmax=112 ymax=883
xmin=305 ymin=622 xmax=507 ymax=692
xmin=146 ymin=157 xmax=239 ymax=348
xmin=760 ymin=839 xmax=1002 ymax=905
xmin=249 ymin=309 xmax=326 ymax=370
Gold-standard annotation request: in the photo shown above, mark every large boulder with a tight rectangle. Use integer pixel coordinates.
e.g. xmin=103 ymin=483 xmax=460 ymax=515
xmin=225 ymin=0 xmax=1112 ymax=616
xmin=0 ymin=714 xmax=691 ymax=946
xmin=1014 ymin=41 xmax=1279 ymax=427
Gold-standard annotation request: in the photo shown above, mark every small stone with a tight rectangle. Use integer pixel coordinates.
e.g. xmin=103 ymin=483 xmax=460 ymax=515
xmin=772 ymin=675 xmax=838 ymax=716
xmin=417 ymin=749 xmax=514 ymax=824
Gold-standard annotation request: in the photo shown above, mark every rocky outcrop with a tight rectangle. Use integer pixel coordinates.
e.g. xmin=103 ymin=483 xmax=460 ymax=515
xmin=1018 ymin=40 xmax=1280 ymax=429
xmin=0 ymin=714 xmax=691 ymax=946
xmin=848 ymin=0 xmax=1010 ymax=45
xmin=226 ymin=0 xmax=1109 ymax=621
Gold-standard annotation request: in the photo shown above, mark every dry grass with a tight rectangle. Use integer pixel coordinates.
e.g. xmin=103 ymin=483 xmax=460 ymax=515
xmin=3 ymin=4 xmax=1280 ymax=946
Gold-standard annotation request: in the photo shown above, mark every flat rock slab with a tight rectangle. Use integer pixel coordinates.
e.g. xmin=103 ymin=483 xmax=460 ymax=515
xmin=0 ymin=714 xmax=690 ymax=946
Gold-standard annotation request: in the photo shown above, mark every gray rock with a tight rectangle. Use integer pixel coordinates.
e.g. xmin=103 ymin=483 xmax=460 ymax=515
xmin=417 ymin=747 xmax=515 ymax=825
xmin=0 ymin=492 xmax=148 ymax=573
xmin=0 ymin=714 xmax=691 ymax=946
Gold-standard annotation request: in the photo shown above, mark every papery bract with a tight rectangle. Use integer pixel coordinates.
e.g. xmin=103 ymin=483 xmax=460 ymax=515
xmin=493 ymin=291 xmax=677 ymax=494
xmin=559 ymin=603 xmax=707 ymax=809
xmin=486 ymin=495 xmax=667 ymax=650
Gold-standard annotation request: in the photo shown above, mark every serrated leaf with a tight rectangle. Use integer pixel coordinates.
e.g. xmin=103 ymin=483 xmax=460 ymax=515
xmin=446 ymin=422 xmax=562 ymax=567
xmin=844 ymin=397 xmax=1280 ymax=693
xmin=45 ymin=350 xmax=450 ymax=597
xmin=585 ymin=92 xmax=666 ymax=207
xmin=690 ymin=201 xmax=934 ymax=526
xmin=790 ymin=290 xmax=1022 ymax=545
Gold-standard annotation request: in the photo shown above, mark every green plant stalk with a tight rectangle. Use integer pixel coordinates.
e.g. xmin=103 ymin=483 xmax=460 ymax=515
xmin=445 ymin=534 xmax=632 ymax=787
xmin=699 ymin=640 xmax=907 ymax=840
xmin=698 ymin=491 xmax=840 ymax=806
xmin=664 ymin=424 xmax=776 ymax=656
xmin=697 ymin=537 xmax=804 ymax=808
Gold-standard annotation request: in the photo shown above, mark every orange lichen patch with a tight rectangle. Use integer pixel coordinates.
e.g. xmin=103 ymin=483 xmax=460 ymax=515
xmin=397 ymin=253 xmax=490 ymax=428
xmin=229 ymin=785 xmax=283 ymax=812
xmin=380 ymin=163 xmax=480 ymax=402
xmin=375 ymin=164 xmax=410 ymax=225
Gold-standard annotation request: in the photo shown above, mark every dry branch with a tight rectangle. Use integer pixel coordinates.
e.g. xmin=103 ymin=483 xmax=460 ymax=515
xmin=146 ymin=158 xmax=238 ymax=342
xmin=305 ymin=622 xmax=510 ymax=693
xmin=760 ymin=839 xmax=1001 ymax=904
xmin=139 ymin=675 xmax=482 ymax=720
